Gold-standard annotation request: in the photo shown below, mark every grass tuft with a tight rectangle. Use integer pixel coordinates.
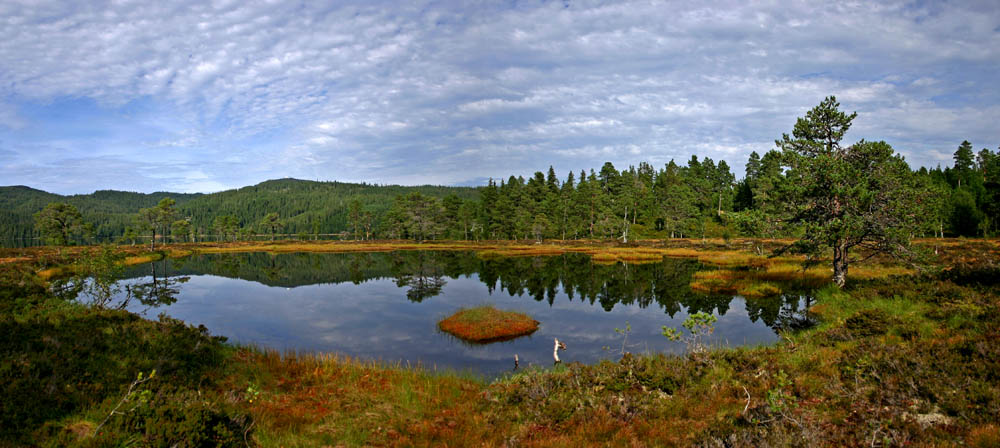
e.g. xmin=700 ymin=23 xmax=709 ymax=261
xmin=737 ymin=282 xmax=783 ymax=298
xmin=438 ymin=305 xmax=539 ymax=343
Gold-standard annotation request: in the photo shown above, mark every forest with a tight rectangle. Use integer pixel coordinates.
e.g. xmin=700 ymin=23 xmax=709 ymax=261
xmin=0 ymin=179 xmax=478 ymax=244
xmin=6 ymin=139 xmax=998 ymax=246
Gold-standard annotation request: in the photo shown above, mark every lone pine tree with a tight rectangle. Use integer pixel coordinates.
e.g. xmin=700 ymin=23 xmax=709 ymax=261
xmin=769 ymin=96 xmax=927 ymax=287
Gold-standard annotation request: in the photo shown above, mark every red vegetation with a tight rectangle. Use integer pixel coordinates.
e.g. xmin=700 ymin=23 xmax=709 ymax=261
xmin=438 ymin=306 xmax=539 ymax=343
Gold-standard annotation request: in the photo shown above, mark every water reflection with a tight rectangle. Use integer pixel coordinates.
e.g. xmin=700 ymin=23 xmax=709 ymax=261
xmin=57 ymin=258 xmax=189 ymax=311
xmin=120 ymin=260 xmax=189 ymax=311
xmin=391 ymin=252 xmax=448 ymax=302
xmin=107 ymin=251 xmax=813 ymax=375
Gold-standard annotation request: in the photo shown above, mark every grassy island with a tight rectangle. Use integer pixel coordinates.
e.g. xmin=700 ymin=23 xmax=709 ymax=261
xmin=438 ymin=305 xmax=539 ymax=343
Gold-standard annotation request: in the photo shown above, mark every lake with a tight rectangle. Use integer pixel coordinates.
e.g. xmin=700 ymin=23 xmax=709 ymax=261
xmin=100 ymin=251 xmax=813 ymax=377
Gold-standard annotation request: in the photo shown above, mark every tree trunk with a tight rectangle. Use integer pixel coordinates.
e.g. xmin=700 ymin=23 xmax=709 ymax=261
xmin=150 ymin=229 xmax=156 ymax=251
xmin=833 ymin=242 xmax=848 ymax=288
xmin=621 ymin=207 xmax=629 ymax=243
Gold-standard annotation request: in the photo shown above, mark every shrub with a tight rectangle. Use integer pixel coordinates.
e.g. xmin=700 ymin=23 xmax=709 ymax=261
xmin=107 ymin=388 xmax=250 ymax=447
xmin=844 ymin=309 xmax=890 ymax=338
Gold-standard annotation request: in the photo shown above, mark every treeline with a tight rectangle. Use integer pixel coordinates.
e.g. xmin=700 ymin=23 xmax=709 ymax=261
xmin=381 ymin=159 xmax=735 ymax=241
xmin=383 ymin=141 xmax=1000 ymax=242
xmin=4 ymin=145 xmax=999 ymax=246
xmin=918 ymin=141 xmax=1000 ymax=237
xmin=0 ymin=179 xmax=477 ymax=245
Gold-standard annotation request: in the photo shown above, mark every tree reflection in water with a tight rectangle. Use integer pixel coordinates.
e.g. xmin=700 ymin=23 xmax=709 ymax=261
xmin=123 ymin=259 xmax=189 ymax=312
xmin=114 ymin=250 xmax=815 ymax=332
xmin=390 ymin=251 xmax=447 ymax=302
xmin=70 ymin=257 xmax=189 ymax=311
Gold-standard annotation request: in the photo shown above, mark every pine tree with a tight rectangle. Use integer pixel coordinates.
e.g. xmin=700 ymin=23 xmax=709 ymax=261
xmin=34 ymin=202 xmax=85 ymax=246
xmin=771 ymin=96 xmax=928 ymax=287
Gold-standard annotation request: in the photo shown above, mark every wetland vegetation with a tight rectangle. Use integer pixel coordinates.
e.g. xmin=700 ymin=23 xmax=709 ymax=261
xmin=2 ymin=98 xmax=1000 ymax=445
xmin=2 ymin=238 xmax=999 ymax=446
xmin=438 ymin=306 xmax=540 ymax=343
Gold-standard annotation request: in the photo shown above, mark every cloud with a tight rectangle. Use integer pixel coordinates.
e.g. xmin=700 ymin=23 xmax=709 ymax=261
xmin=0 ymin=0 xmax=998 ymax=193
xmin=0 ymin=102 xmax=26 ymax=130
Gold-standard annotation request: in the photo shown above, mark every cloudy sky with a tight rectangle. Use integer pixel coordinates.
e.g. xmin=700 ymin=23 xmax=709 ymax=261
xmin=1 ymin=0 xmax=998 ymax=194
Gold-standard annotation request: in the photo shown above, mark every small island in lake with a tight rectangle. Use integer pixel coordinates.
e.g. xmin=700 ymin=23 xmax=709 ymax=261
xmin=439 ymin=305 xmax=539 ymax=343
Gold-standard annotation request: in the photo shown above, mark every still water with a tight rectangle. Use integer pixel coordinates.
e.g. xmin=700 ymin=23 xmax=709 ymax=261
xmin=105 ymin=251 xmax=812 ymax=376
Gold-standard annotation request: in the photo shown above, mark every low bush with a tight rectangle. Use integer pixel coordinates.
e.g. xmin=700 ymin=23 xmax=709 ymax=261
xmin=844 ymin=309 xmax=891 ymax=337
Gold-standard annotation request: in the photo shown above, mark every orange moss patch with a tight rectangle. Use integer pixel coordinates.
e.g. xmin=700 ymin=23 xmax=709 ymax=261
xmin=36 ymin=267 xmax=65 ymax=281
xmin=123 ymin=253 xmax=163 ymax=265
xmin=738 ymin=282 xmax=783 ymax=298
xmin=808 ymin=303 xmax=832 ymax=318
xmin=691 ymin=260 xmax=915 ymax=296
xmin=589 ymin=248 xmax=666 ymax=264
xmin=438 ymin=306 xmax=539 ymax=343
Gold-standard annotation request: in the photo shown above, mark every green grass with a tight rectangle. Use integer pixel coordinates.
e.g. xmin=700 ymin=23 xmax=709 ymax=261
xmin=3 ymin=242 xmax=999 ymax=446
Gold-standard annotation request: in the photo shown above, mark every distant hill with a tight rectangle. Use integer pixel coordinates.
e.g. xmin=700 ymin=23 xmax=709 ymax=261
xmin=0 ymin=178 xmax=479 ymax=243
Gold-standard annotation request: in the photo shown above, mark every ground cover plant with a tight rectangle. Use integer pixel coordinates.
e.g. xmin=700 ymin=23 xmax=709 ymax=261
xmin=0 ymin=238 xmax=997 ymax=446
xmin=438 ymin=305 xmax=539 ymax=343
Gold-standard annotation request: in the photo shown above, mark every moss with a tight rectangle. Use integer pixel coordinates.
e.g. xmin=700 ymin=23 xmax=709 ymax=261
xmin=438 ymin=306 xmax=539 ymax=343
xmin=738 ymin=282 xmax=783 ymax=298
xmin=844 ymin=309 xmax=891 ymax=337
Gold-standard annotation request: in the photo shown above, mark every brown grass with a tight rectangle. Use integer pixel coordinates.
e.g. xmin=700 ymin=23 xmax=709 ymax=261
xmin=438 ymin=306 xmax=539 ymax=343
xmin=231 ymin=349 xmax=492 ymax=447
xmin=968 ymin=424 xmax=1000 ymax=448
xmin=123 ymin=253 xmax=163 ymax=265
xmin=691 ymin=261 xmax=916 ymax=296
xmin=7 ymin=237 xmax=998 ymax=446
xmin=63 ymin=421 xmax=95 ymax=441
xmin=36 ymin=267 xmax=67 ymax=281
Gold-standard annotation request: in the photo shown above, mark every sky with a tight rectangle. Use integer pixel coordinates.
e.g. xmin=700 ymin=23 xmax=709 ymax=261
xmin=1 ymin=0 xmax=998 ymax=195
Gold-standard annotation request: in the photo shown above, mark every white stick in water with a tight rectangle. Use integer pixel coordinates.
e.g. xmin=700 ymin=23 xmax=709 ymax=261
xmin=553 ymin=338 xmax=567 ymax=364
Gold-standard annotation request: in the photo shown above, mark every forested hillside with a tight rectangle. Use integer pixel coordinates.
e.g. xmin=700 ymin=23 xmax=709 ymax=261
xmin=0 ymin=179 xmax=478 ymax=244
xmin=0 ymin=187 xmax=201 ymax=242
xmin=4 ymin=140 xmax=999 ymax=246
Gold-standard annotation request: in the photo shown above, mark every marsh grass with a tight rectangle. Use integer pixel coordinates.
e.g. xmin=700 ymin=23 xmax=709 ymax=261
xmin=438 ymin=305 xmax=539 ymax=343
xmin=690 ymin=261 xmax=917 ymax=297
xmin=5 ymin=239 xmax=1000 ymax=446
xmin=230 ymin=349 xmax=491 ymax=447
